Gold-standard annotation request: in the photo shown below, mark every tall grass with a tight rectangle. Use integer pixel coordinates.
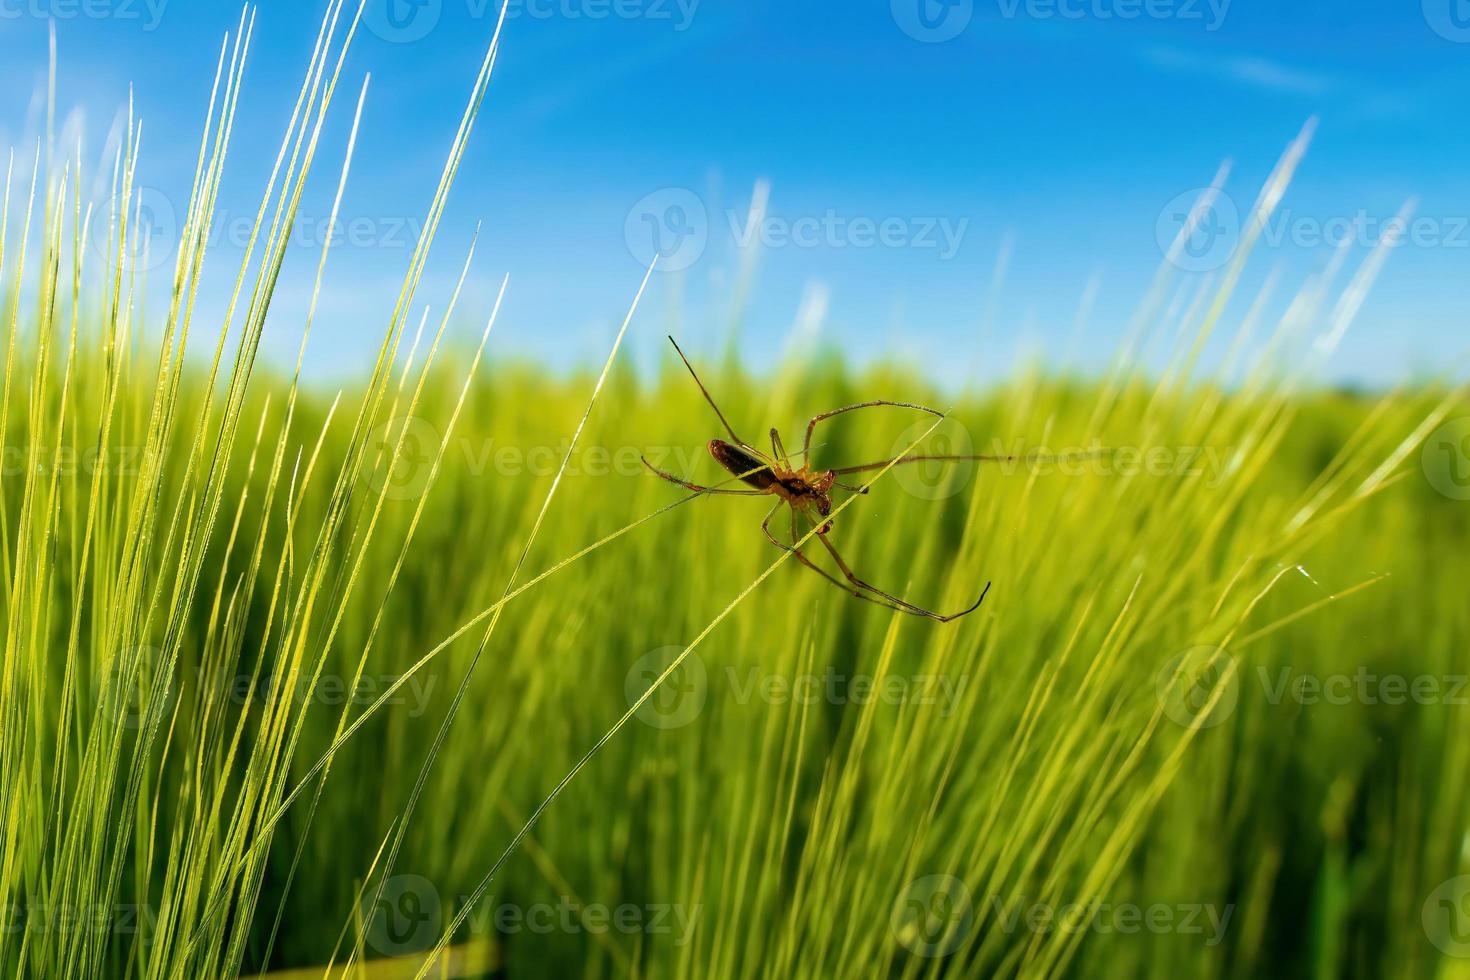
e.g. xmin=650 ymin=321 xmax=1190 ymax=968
xmin=2 ymin=3 xmax=1467 ymax=978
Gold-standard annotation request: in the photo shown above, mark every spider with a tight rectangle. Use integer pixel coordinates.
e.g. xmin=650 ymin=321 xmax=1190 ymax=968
xmin=641 ymin=336 xmax=1005 ymax=622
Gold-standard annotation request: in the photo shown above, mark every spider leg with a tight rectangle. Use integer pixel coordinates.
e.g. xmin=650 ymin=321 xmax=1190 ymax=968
xmin=641 ymin=456 xmax=767 ymax=496
xmin=770 ymin=428 xmax=791 ymax=468
xmin=831 ymin=449 xmax=1111 ymax=476
xmin=816 ymin=530 xmax=990 ymax=622
xmin=760 ymin=501 xmax=789 ymax=549
xmin=802 ymin=400 xmax=944 ymax=460
xmin=770 ymin=508 xmax=926 ymax=617
xmin=666 ymin=335 xmax=772 ymax=462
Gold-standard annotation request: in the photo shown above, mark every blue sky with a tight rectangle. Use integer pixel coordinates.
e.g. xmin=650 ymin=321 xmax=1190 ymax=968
xmin=0 ymin=0 xmax=1466 ymax=386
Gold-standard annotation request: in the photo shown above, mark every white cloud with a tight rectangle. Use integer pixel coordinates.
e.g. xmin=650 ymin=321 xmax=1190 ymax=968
xmin=1142 ymin=46 xmax=1337 ymax=96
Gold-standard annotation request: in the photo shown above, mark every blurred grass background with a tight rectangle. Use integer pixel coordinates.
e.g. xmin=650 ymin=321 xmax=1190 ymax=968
xmin=5 ymin=332 xmax=1467 ymax=977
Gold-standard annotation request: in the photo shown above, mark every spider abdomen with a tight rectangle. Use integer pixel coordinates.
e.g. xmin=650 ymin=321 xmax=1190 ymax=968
xmin=709 ymin=439 xmax=776 ymax=490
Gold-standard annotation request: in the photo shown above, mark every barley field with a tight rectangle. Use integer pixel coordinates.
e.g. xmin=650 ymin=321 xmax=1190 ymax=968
xmin=2 ymin=4 xmax=1468 ymax=979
